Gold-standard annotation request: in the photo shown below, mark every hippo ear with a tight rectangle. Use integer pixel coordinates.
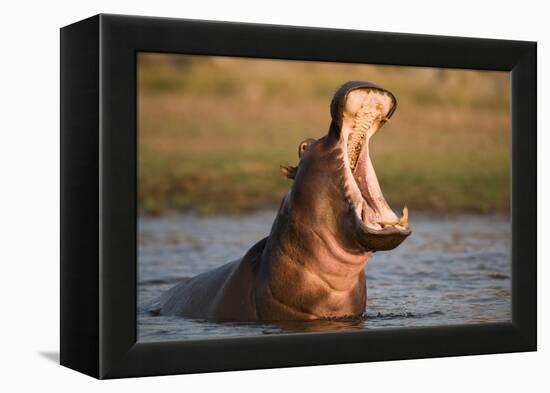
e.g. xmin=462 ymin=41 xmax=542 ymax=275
xmin=280 ymin=164 xmax=297 ymax=179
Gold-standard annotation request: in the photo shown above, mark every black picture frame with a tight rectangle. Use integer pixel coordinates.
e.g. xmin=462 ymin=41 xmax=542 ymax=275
xmin=60 ymin=13 xmax=536 ymax=379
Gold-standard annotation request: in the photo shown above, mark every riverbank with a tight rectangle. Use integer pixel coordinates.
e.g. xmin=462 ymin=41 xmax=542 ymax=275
xmin=138 ymin=54 xmax=510 ymax=215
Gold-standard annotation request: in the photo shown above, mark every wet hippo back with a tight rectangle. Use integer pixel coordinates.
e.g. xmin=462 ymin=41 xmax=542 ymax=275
xmin=159 ymin=238 xmax=267 ymax=320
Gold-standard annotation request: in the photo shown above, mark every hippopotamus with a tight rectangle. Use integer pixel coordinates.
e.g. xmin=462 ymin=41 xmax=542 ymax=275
xmin=156 ymin=81 xmax=411 ymax=321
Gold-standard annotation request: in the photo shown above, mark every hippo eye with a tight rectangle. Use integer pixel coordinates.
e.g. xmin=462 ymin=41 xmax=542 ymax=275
xmin=298 ymin=138 xmax=317 ymax=158
xmin=298 ymin=142 xmax=309 ymax=158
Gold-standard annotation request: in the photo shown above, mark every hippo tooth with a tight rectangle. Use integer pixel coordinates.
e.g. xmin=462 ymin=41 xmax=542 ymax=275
xmin=377 ymin=207 xmax=408 ymax=228
xmin=361 ymin=201 xmax=368 ymax=223
xmin=361 ymin=201 xmax=384 ymax=230
xmin=399 ymin=206 xmax=409 ymax=226
xmin=347 ymin=102 xmax=382 ymax=171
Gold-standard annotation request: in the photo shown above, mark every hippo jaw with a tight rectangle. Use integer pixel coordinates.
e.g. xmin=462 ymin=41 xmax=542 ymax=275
xmin=336 ymin=84 xmax=411 ymax=251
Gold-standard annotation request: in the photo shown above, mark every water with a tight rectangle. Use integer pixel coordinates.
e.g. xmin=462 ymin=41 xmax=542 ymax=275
xmin=138 ymin=210 xmax=511 ymax=342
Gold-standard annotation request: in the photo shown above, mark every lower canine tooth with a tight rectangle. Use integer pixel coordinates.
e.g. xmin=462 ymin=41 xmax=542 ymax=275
xmin=361 ymin=202 xmax=368 ymax=223
xmin=378 ymin=207 xmax=408 ymax=228
xmin=378 ymin=221 xmax=398 ymax=228
xmin=399 ymin=206 xmax=409 ymax=226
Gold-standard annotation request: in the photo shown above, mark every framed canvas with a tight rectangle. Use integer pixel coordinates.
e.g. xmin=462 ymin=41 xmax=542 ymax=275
xmin=60 ymin=14 xmax=536 ymax=379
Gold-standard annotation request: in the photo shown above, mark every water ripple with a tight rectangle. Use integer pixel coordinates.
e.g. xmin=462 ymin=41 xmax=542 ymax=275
xmin=137 ymin=211 xmax=511 ymax=341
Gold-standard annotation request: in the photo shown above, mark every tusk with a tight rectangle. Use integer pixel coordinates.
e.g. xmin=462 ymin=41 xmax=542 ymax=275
xmin=398 ymin=206 xmax=409 ymax=226
xmin=361 ymin=201 xmax=369 ymax=223
xmin=379 ymin=207 xmax=408 ymax=228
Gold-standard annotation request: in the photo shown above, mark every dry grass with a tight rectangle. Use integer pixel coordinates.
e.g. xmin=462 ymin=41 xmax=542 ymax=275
xmin=138 ymin=53 xmax=510 ymax=215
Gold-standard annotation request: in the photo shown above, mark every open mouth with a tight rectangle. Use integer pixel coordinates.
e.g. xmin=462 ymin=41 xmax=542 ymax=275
xmin=341 ymin=87 xmax=411 ymax=249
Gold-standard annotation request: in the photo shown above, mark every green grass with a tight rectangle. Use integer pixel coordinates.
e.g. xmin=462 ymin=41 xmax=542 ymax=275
xmin=137 ymin=53 xmax=510 ymax=216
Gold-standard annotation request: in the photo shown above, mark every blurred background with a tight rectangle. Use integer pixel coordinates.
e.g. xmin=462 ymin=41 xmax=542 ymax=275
xmin=137 ymin=53 xmax=510 ymax=216
xmin=137 ymin=53 xmax=512 ymax=339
